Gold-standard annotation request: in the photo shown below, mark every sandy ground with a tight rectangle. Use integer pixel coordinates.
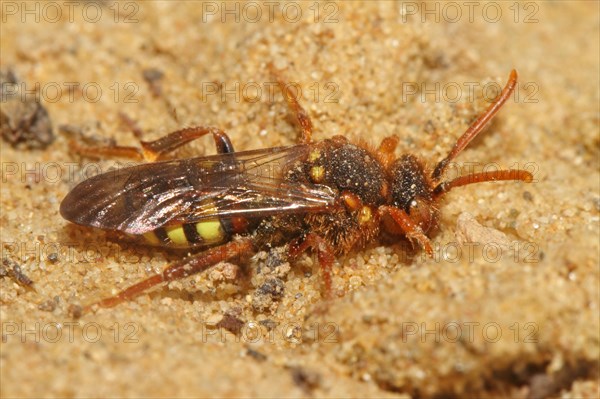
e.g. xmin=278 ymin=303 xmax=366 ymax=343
xmin=1 ymin=1 xmax=599 ymax=398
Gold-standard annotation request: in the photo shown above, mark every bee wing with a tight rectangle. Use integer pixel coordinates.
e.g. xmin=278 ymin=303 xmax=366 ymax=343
xmin=60 ymin=145 xmax=336 ymax=234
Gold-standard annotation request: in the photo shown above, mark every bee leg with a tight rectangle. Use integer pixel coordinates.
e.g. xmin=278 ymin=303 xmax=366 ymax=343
xmin=378 ymin=205 xmax=433 ymax=257
xmin=70 ymin=126 xmax=235 ymax=162
xmin=375 ymin=136 xmax=400 ymax=168
xmin=68 ymin=139 xmax=145 ymax=160
xmin=139 ymin=126 xmax=234 ymax=161
xmin=66 ymin=113 xmax=156 ymax=161
xmin=268 ymin=63 xmax=313 ymax=144
xmin=83 ymin=238 xmax=254 ymax=312
xmin=69 ymin=114 xmax=235 ymax=161
xmin=121 ymin=113 xmax=236 ymax=158
xmin=289 ymin=233 xmax=336 ymax=297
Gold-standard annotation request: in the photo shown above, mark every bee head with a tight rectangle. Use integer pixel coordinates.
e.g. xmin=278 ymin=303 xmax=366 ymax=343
xmin=388 ymin=154 xmax=436 ymax=232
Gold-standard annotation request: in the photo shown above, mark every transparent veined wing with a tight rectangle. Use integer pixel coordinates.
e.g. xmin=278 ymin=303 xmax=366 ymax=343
xmin=60 ymin=145 xmax=337 ymax=234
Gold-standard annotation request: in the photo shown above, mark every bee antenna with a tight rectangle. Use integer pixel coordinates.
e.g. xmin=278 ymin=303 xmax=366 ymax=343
xmin=432 ymin=69 xmax=518 ymax=182
xmin=432 ymin=169 xmax=533 ymax=199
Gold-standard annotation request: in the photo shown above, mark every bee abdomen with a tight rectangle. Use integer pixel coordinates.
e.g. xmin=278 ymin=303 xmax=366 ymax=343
xmin=141 ymin=218 xmax=231 ymax=248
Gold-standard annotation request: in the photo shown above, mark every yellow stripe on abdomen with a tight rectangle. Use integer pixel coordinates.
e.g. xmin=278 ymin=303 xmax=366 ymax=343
xmin=165 ymin=225 xmax=188 ymax=246
xmin=142 ymin=231 xmax=161 ymax=245
xmin=196 ymin=219 xmax=224 ymax=242
xmin=141 ymin=218 xmax=228 ymax=248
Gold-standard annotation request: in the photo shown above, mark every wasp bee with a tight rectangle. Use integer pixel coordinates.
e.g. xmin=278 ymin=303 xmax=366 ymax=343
xmin=61 ymin=68 xmax=532 ymax=312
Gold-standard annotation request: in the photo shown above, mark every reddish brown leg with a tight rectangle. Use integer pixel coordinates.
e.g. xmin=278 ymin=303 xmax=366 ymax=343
xmin=69 ymin=140 xmax=144 ymax=160
xmin=70 ymin=122 xmax=234 ymax=161
xmin=268 ymin=63 xmax=313 ymax=144
xmin=433 ymin=70 xmax=518 ymax=181
xmin=379 ymin=205 xmax=433 ymax=256
xmin=375 ymin=136 xmax=400 ymax=168
xmin=139 ymin=126 xmax=234 ymax=160
xmin=83 ymin=238 xmax=254 ymax=312
xmin=289 ymin=233 xmax=336 ymax=297
xmin=433 ymin=169 xmax=533 ymax=198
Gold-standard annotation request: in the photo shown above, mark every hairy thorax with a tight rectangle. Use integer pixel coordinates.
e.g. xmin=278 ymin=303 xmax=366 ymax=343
xmin=284 ymin=137 xmax=390 ymax=254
